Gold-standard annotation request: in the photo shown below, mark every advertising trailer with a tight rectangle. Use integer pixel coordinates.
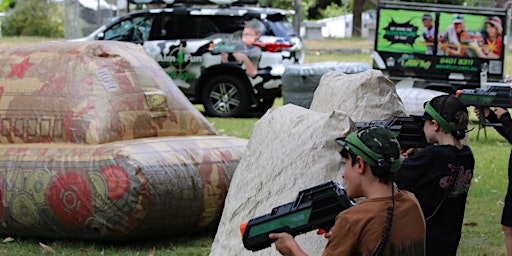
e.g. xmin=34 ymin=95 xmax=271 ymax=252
xmin=373 ymin=1 xmax=510 ymax=93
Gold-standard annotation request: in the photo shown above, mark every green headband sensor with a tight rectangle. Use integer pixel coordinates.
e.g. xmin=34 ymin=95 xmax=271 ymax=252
xmin=342 ymin=133 xmax=402 ymax=173
xmin=424 ymin=101 xmax=453 ymax=134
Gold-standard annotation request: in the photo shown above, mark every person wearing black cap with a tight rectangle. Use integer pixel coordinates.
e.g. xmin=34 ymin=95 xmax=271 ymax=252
xmin=475 ymin=106 xmax=512 ymax=256
xmin=269 ymin=126 xmax=426 ymax=256
xmin=397 ymin=94 xmax=475 ymax=256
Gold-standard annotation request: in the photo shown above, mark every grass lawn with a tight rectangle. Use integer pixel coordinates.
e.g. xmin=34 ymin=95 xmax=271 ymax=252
xmin=0 ymin=36 xmax=511 ymax=255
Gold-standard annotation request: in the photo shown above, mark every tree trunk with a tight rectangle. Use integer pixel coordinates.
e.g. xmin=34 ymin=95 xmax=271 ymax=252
xmin=352 ymin=0 xmax=364 ymax=37
xmin=293 ymin=0 xmax=301 ymax=35
xmin=497 ymin=0 xmax=508 ymax=7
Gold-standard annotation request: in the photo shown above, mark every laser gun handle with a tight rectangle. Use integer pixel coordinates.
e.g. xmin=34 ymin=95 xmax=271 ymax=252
xmin=477 ymin=105 xmax=487 ymax=128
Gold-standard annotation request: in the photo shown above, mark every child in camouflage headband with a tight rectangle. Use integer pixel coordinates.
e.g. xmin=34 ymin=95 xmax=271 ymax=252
xmin=270 ymin=126 xmax=426 ymax=256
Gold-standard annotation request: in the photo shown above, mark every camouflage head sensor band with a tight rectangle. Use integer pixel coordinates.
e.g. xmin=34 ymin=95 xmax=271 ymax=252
xmin=424 ymin=101 xmax=453 ymax=134
xmin=342 ymin=133 xmax=402 ymax=173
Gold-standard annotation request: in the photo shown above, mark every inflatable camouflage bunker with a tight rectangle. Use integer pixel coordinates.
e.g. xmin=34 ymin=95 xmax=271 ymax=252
xmin=0 ymin=41 xmax=247 ymax=240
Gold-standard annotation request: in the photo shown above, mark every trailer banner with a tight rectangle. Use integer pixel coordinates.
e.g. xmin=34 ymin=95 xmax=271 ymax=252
xmin=374 ymin=3 xmax=507 ymax=87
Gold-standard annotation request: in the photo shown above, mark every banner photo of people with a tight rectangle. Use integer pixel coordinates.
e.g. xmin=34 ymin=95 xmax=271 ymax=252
xmin=374 ymin=7 xmax=506 ymax=84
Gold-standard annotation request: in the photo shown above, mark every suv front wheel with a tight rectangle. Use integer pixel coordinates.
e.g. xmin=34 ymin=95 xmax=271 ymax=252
xmin=201 ymin=75 xmax=251 ymax=117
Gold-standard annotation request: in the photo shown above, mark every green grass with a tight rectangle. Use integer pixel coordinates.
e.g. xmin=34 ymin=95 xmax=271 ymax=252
xmin=458 ymin=123 xmax=509 ymax=255
xmin=201 ymin=117 xmax=512 ymax=256
xmin=0 ymin=36 xmax=511 ymax=255
xmin=0 ymin=234 xmax=213 ymax=255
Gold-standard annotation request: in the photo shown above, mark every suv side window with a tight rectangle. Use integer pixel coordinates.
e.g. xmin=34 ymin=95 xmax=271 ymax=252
xmin=208 ymin=16 xmax=245 ymax=34
xmin=102 ymin=14 xmax=154 ymax=42
xmin=152 ymin=14 xmax=219 ymax=40
xmin=265 ymin=16 xmax=297 ymax=37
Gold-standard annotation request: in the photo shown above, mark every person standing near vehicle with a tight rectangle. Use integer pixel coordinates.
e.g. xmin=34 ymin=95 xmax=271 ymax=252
xmin=222 ymin=18 xmax=265 ymax=77
xmin=269 ymin=126 xmax=426 ymax=256
xmin=475 ymin=106 xmax=512 ymax=256
xmin=397 ymin=95 xmax=474 ymax=256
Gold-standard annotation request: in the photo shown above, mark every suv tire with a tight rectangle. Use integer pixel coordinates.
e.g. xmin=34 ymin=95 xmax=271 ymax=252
xmin=202 ymin=75 xmax=251 ymax=117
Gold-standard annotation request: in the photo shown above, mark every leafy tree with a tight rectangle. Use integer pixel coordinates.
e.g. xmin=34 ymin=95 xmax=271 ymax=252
xmin=0 ymin=0 xmax=15 ymax=11
xmin=318 ymin=1 xmax=352 ymax=20
xmin=1 ymin=0 xmax=63 ymax=37
xmin=307 ymin=0 xmax=342 ymax=19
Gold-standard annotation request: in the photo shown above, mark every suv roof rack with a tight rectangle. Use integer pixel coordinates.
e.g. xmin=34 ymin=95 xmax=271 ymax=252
xmin=130 ymin=0 xmax=258 ymax=6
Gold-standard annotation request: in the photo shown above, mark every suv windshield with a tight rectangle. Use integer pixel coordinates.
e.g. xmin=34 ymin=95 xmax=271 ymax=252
xmin=102 ymin=14 xmax=154 ymax=42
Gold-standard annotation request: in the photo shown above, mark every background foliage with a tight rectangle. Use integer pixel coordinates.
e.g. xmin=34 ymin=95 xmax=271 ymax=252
xmin=0 ymin=0 xmax=506 ymax=38
xmin=0 ymin=0 xmax=15 ymax=11
xmin=1 ymin=0 xmax=63 ymax=37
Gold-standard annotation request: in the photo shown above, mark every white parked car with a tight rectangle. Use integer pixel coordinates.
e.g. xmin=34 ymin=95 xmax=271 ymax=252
xmin=74 ymin=0 xmax=305 ymax=117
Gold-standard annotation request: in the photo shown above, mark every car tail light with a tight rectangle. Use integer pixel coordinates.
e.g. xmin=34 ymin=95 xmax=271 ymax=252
xmin=253 ymin=41 xmax=293 ymax=52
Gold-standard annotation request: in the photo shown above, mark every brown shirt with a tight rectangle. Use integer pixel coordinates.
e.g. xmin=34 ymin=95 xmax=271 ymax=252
xmin=323 ymin=190 xmax=426 ymax=256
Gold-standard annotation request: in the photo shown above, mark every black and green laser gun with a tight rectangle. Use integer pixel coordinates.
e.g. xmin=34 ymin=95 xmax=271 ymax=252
xmin=456 ymin=86 xmax=512 ymax=108
xmin=240 ymin=181 xmax=355 ymax=252
xmin=355 ymin=115 xmax=427 ymax=150
xmin=456 ymin=86 xmax=512 ymax=127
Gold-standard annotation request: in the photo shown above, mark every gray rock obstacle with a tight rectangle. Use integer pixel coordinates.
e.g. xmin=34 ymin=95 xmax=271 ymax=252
xmin=282 ymin=62 xmax=370 ymax=108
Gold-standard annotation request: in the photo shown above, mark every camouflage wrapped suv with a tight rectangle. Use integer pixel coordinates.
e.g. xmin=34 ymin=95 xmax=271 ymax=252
xmin=76 ymin=0 xmax=305 ymax=117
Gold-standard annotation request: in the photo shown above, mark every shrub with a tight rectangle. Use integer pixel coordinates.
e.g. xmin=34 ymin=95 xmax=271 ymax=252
xmin=0 ymin=0 xmax=15 ymax=11
xmin=1 ymin=0 xmax=63 ymax=38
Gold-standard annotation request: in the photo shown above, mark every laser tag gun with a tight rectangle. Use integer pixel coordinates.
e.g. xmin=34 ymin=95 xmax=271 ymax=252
xmin=210 ymin=40 xmax=248 ymax=54
xmin=355 ymin=115 xmax=427 ymax=150
xmin=456 ymin=86 xmax=512 ymax=108
xmin=209 ymin=40 xmax=249 ymax=62
xmin=240 ymin=181 xmax=355 ymax=252
xmin=455 ymin=86 xmax=512 ymax=127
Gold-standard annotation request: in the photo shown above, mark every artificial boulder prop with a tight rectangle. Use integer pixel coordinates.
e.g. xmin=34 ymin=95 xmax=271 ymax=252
xmin=210 ymin=69 xmax=407 ymax=256
xmin=210 ymin=104 xmax=353 ymax=255
xmin=310 ymin=69 xmax=407 ymax=121
xmin=0 ymin=41 xmax=247 ymax=240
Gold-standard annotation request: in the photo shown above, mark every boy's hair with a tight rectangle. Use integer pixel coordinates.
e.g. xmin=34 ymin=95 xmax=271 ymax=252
xmin=245 ymin=18 xmax=266 ymax=35
xmin=423 ymin=94 xmax=469 ymax=140
xmin=336 ymin=126 xmax=402 ymax=183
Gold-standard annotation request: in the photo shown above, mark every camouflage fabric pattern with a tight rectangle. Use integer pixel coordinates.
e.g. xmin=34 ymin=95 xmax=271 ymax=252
xmin=337 ymin=126 xmax=401 ymax=170
xmin=356 ymin=126 xmax=401 ymax=159
xmin=0 ymin=41 xmax=248 ymax=240
xmin=0 ymin=41 xmax=217 ymax=144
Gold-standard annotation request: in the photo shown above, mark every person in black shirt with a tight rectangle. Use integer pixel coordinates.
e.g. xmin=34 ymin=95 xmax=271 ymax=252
xmin=397 ymin=95 xmax=474 ymax=256
xmin=475 ymin=106 xmax=512 ymax=256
